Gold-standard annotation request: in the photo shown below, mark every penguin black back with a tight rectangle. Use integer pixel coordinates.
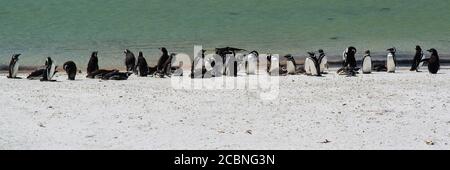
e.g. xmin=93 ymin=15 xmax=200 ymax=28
xmin=425 ymin=48 xmax=440 ymax=74
xmin=156 ymin=47 xmax=169 ymax=73
xmin=410 ymin=45 xmax=423 ymax=71
xmin=124 ymin=49 xmax=136 ymax=72
xmin=87 ymin=51 xmax=99 ymax=75
xmin=63 ymin=61 xmax=77 ymax=80
xmin=136 ymin=51 xmax=149 ymax=77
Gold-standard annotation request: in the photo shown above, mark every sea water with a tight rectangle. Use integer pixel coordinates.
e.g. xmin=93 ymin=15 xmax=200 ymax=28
xmin=1 ymin=0 xmax=449 ymax=69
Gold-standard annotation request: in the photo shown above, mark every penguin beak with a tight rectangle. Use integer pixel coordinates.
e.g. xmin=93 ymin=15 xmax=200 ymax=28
xmin=427 ymin=49 xmax=432 ymax=52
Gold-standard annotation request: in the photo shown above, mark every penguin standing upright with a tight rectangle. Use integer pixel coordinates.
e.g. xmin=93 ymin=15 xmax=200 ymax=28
xmin=284 ymin=54 xmax=296 ymax=74
xmin=156 ymin=47 xmax=170 ymax=76
xmin=245 ymin=51 xmax=259 ymax=74
xmin=362 ymin=50 xmax=372 ymax=74
xmin=135 ymin=51 xmax=149 ymax=77
xmin=410 ymin=46 xmax=424 ymax=72
xmin=63 ymin=61 xmax=77 ymax=80
xmin=305 ymin=52 xmax=320 ymax=76
xmin=267 ymin=54 xmax=279 ymax=76
xmin=386 ymin=47 xmax=397 ymax=73
xmin=87 ymin=51 xmax=99 ymax=75
xmin=124 ymin=49 xmax=136 ymax=73
xmin=41 ymin=57 xmax=57 ymax=81
xmin=318 ymin=49 xmax=328 ymax=74
xmin=421 ymin=48 xmax=440 ymax=74
xmin=7 ymin=54 xmax=21 ymax=79
xmin=343 ymin=47 xmax=357 ymax=68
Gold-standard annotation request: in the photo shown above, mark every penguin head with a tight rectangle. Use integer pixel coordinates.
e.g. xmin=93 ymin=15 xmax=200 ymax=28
xmin=45 ymin=57 xmax=53 ymax=66
xmin=12 ymin=54 xmax=21 ymax=60
xmin=348 ymin=46 xmax=357 ymax=54
xmin=124 ymin=49 xmax=132 ymax=54
xmin=318 ymin=49 xmax=324 ymax=54
xmin=250 ymin=51 xmax=259 ymax=57
xmin=427 ymin=48 xmax=438 ymax=54
xmin=160 ymin=47 xmax=168 ymax=54
xmin=307 ymin=52 xmax=315 ymax=57
xmin=284 ymin=54 xmax=294 ymax=60
xmin=415 ymin=45 xmax=422 ymax=51
xmin=138 ymin=51 xmax=143 ymax=57
xmin=364 ymin=50 xmax=370 ymax=55
xmin=92 ymin=51 xmax=98 ymax=57
xmin=387 ymin=47 xmax=396 ymax=53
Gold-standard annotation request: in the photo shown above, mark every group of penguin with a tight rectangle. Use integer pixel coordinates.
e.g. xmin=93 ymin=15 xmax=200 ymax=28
xmin=5 ymin=47 xmax=177 ymax=81
xmin=4 ymin=45 xmax=442 ymax=81
xmin=334 ymin=45 xmax=440 ymax=76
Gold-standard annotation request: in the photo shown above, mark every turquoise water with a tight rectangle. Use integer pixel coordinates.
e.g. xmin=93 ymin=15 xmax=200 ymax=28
xmin=1 ymin=0 xmax=450 ymax=68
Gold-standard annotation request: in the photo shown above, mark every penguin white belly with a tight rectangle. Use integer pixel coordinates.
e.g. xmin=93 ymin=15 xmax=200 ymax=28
xmin=309 ymin=61 xmax=319 ymax=76
xmin=319 ymin=57 xmax=327 ymax=73
xmin=48 ymin=63 xmax=56 ymax=80
xmin=304 ymin=58 xmax=312 ymax=75
xmin=418 ymin=54 xmax=426 ymax=69
xmin=386 ymin=53 xmax=395 ymax=73
xmin=286 ymin=60 xmax=296 ymax=74
xmin=12 ymin=61 xmax=19 ymax=77
xmin=362 ymin=57 xmax=372 ymax=73
xmin=246 ymin=54 xmax=257 ymax=74
xmin=269 ymin=57 xmax=279 ymax=74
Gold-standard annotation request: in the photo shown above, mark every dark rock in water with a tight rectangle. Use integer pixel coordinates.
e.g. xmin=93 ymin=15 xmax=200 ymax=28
xmin=228 ymin=12 xmax=239 ymax=16
xmin=380 ymin=7 xmax=391 ymax=12
xmin=329 ymin=37 xmax=338 ymax=40
xmin=327 ymin=17 xmax=335 ymax=21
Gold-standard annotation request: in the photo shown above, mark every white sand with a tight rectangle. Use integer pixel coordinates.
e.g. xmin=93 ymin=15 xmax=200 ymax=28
xmin=1 ymin=67 xmax=450 ymax=150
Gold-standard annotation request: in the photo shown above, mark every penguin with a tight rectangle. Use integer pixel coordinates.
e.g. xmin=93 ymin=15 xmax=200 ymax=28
xmin=284 ymin=54 xmax=296 ymax=74
xmin=421 ymin=48 xmax=440 ymax=74
xmin=362 ymin=50 xmax=372 ymax=74
xmin=267 ymin=54 xmax=280 ymax=76
xmin=304 ymin=52 xmax=320 ymax=76
xmin=101 ymin=70 xmax=132 ymax=80
xmin=410 ymin=45 xmax=425 ymax=72
xmin=156 ymin=47 xmax=170 ymax=75
xmin=27 ymin=69 xmax=46 ymax=80
xmin=386 ymin=47 xmax=397 ymax=73
xmin=87 ymin=51 xmax=99 ymax=75
xmin=225 ymin=53 xmax=238 ymax=77
xmin=161 ymin=53 xmax=176 ymax=77
xmin=7 ymin=54 xmax=21 ymax=79
xmin=124 ymin=49 xmax=136 ymax=73
xmin=63 ymin=61 xmax=77 ymax=80
xmin=245 ymin=51 xmax=259 ymax=74
xmin=317 ymin=49 xmax=328 ymax=74
xmin=343 ymin=46 xmax=357 ymax=68
xmin=190 ymin=49 xmax=209 ymax=78
xmin=135 ymin=51 xmax=149 ymax=77
xmin=41 ymin=57 xmax=57 ymax=81
xmin=86 ymin=69 xmax=117 ymax=79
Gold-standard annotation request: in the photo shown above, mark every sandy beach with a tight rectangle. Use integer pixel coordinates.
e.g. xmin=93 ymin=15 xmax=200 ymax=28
xmin=1 ymin=67 xmax=449 ymax=150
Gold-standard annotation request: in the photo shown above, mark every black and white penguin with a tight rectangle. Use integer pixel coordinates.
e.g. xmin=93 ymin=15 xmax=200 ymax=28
xmin=156 ymin=47 xmax=170 ymax=75
xmin=101 ymin=70 xmax=132 ymax=80
xmin=318 ymin=49 xmax=328 ymax=73
xmin=87 ymin=51 xmax=99 ymax=75
xmin=135 ymin=51 xmax=149 ymax=77
xmin=304 ymin=52 xmax=320 ymax=76
xmin=410 ymin=45 xmax=424 ymax=72
xmin=362 ymin=50 xmax=372 ymax=74
xmin=41 ymin=57 xmax=57 ymax=81
xmin=266 ymin=54 xmax=280 ymax=75
xmin=86 ymin=69 xmax=117 ymax=79
xmin=190 ymin=49 xmax=210 ymax=78
xmin=245 ymin=51 xmax=259 ymax=74
xmin=386 ymin=47 xmax=397 ymax=73
xmin=27 ymin=69 xmax=46 ymax=80
xmin=284 ymin=54 xmax=296 ymax=74
xmin=63 ymin=61 xmax=77 ymax=80
xmin=7 ymin=54 xmax=21 ymax=79
xmin=343 ymin=46 xmax=357 ymax=68
xmin=421 ymin=48 xmax=440 ymax=74
xmin=124 ymin=49 xmax=136 ymax=73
